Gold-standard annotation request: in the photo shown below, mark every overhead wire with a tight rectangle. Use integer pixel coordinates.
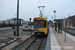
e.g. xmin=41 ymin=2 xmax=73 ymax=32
xmin=59 ymin=0 xmax=75 ymax=16
xmin=39 ymin=0 xmax=42 ymax=5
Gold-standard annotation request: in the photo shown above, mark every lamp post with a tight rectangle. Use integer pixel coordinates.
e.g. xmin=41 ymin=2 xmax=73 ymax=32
xmin=53 ymin=10 xmax=57 ymax=31
xmin=53 ymin=10 xmax=56 ymax=20
xmin=29 ymin=18 xmax=32 ymax=35
xmin=17 ymin=0 xmax=19 ymax=36
xmin=30 ymin=18 xmax=31 ymax=22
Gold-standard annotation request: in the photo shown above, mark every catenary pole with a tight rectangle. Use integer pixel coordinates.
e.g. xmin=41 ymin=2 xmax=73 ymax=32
xmin=17 ymin=0 xmax=19 ymax=36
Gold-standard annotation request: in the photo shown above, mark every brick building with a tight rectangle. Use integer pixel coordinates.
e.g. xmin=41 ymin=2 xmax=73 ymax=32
xmin=67 ymin=15 xmax=75 ymax=27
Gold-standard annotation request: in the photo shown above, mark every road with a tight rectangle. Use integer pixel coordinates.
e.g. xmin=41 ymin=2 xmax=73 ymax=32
xmin=0 ymin=28 xmax=32 ymax=48
xmin=0 ymin=29 xmax=30 ymax=37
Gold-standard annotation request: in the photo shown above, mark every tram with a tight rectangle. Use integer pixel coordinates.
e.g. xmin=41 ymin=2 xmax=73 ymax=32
xmin=34 ymin=17 xmax=48 ymax=35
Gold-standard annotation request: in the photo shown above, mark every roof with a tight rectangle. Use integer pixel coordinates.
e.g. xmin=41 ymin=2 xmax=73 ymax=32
xmin=54 ymin=19 xmax=63 ymax=21
xmin=67 ymin=15 xmax=75 ymax=19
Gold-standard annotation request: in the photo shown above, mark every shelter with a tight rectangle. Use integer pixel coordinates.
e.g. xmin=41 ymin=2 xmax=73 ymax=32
xmin=54 ymin=19 xmax=63 ymax=33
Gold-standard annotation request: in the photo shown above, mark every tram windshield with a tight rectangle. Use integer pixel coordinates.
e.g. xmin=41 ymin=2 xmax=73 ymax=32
xmin=34 ymin=20 xmax=46 ymax=28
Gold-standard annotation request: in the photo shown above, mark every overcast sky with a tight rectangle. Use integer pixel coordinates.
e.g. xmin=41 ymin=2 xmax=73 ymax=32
xmin=0 ymin=0 xmax=75 ymax=21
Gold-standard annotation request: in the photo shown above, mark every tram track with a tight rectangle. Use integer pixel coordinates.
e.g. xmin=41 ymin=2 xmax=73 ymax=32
xmin=63 ymin=27 xmax=75 ymax=36
xmin=66 ymin=28 xmax=75 ymax=36
xmin=37 ymin=37 xmax=47 ymax=50
xmin=25 ymin=36 xmax=47 ymax=50
xmin=11 ymin=35 xmax=47 ymax=50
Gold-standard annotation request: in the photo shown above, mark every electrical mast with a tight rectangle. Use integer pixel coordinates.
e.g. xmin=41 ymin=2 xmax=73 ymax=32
xmin=38 ymin=6 xmax=45 ymax=17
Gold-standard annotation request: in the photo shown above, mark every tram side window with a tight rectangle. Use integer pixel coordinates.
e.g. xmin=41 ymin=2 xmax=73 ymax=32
xmin=44 ymin=21 xmax=46 ymax=27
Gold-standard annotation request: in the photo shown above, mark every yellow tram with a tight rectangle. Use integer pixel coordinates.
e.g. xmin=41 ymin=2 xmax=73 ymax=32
xmin=34 ymin=17 xmax=48 ymax=35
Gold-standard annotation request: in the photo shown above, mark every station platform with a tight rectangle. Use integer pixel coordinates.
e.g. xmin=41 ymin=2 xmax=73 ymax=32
xmin=49 ymin=27 xmax=75 ymax=50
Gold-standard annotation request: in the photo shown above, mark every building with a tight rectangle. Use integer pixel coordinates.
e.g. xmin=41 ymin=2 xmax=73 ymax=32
xmin=67 ymin=15 xmax=75 ymax=27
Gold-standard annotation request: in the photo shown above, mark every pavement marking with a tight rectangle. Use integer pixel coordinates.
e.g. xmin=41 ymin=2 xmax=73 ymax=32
xmin=8 ymin=38 xmax=17 ymax=43
xmin=62 ymin=31 xmax=75 ymax=41
xmin=50 ymin=27 xmax=61 ymax=50
xmin=0 ymin=43 xmax=6 ymax=47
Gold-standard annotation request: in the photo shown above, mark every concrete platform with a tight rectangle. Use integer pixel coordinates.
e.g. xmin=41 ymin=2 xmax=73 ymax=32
xmin=45 ymin=27 xmax=51 ymax=50
xmin=50 ymin=27 xmax=75 ymax=50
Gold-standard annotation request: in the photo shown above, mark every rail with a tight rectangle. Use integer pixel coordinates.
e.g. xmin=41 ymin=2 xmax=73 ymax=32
xmin=63 ymin=27 xmax=75 ymax=36
xmin=36 ymin=38 xmax=44 ymax=50
xmin=11 ymin=35 xmax=47 ymax=50
xmin=24 ymin=37 xmax=36 ymax=50
xmin=24 ymin=36 xmax=44 ymax=50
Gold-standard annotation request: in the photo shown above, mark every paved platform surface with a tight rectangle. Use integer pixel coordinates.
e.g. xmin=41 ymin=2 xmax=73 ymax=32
xmin=50 ymin=27 xmax=75 ymax=50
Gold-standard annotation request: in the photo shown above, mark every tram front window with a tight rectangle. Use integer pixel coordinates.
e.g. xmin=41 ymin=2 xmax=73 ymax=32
xmin=34 ymin=20 xmax=46 ymax=28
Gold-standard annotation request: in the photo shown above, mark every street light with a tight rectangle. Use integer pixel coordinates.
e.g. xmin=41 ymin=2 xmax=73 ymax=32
xmin=53 ymin=10 xmax=56 ymax=20
xmin=53 ymin=10 xmax=56 ymax=31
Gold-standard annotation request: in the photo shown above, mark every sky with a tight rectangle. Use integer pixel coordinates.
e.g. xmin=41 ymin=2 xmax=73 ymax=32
xmin=0 ymin=0 xmax=75 ymax=21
